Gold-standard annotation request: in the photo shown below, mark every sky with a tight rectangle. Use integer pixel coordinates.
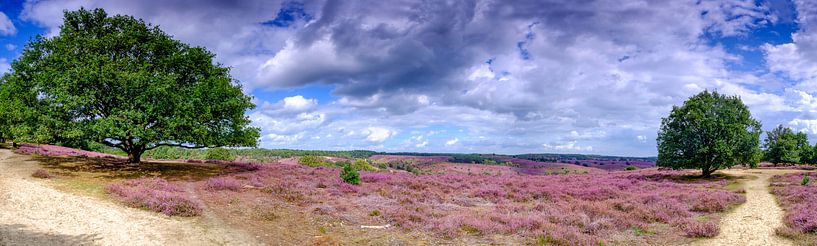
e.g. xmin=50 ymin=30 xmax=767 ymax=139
xmin=1 ymin=0 xmax=816 ymax=157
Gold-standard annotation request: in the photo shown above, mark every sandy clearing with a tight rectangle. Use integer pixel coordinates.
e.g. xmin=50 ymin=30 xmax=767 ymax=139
xmin=692 ymin=168 xmax=800 ymax=246
xmin=0 ymin=149 xmax=261 ymax=246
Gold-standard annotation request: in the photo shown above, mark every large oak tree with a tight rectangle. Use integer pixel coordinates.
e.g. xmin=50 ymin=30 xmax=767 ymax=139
xmin=656 ymin=91 xmax=762 ymax=177
xmin=0 ymin=8 xmax=259 ymax=163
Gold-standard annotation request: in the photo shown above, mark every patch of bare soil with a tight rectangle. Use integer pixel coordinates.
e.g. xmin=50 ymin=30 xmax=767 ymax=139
xmin=0 ymin=149 xmax=260 ymax=246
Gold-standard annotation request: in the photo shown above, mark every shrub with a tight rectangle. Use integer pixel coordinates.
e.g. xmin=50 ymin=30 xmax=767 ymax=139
xmin=351 ymin=158 xmax=377 ymax=171
xmin=340 ymin=164 xmax=360 ymax=185
xmin=206 ymin=148 xmax=235 ymax=161
xmin=205 ymin=177 xmax=243 ymax=191
xmin=625 ymin=165 xmax=637 ymax=171
xmin=299 ymin=155 xmax=333 ymax=168
xmin=681 ymin=220 xmax=719 ymax=237
xmin=802 ymin=174 xmax=810 ymax=186
xmin=31 ymin=169 xmax=52 ymax=179
xmin=106 ymin=177 xmax=202 ymax=216
xmin=223 ymin=161 xmax=262 ymax=172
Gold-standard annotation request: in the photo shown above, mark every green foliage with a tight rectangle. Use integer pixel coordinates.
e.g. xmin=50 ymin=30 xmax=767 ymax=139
xmin=380 ymin=160 xmax=422 ymax=175
xmin=298 ymin=155 xmax=333 ymax=168
xmin=764 ymin=125 xmax=804 ymax=165
xmin=624 ymin=165 xmax=637 ymax=171
xmin=340 ymin=164 xmax=360 ymax=185
xmin=350 ymin=158 xmax=376 ymax=171
xmin=802 ymin=174 xmax=811 ymax=186
xmin=657 ymin=91 xmax=762 ymax=177
xmin=0 ymin=8 xmax=259 ymax=163
xmin=205 ymin=148 xmax=235 ymax=161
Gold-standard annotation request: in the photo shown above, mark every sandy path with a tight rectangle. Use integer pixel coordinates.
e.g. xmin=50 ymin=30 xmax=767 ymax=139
xmin=692 ymin=169 xmax=799 ymax=246
xmin=0 ymin=149 xmax=262 ymax=246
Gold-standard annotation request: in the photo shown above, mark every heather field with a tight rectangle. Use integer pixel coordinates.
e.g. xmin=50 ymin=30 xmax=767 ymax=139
xmin=771 ymin=172 xmax=817 ymax=244
xmin=7 ymin=144 xmax=753 ymax=245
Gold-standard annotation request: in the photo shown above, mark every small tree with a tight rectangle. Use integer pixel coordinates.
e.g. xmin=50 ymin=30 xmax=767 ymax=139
xmin=763 ymin=125 xmax=801 ymax=165
xmin=0 ymin=9 xmax=259 ymax=163
xmin=340 ymin=164 xmax=360 ymax=185
xmin=795 ymin=132 xmax=812 ymax=165
xmin=657 ymin=91 xmax=762 ymax=177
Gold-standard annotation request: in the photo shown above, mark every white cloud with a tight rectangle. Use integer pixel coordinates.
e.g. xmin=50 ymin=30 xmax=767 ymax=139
xmin=790 ymin=119 xmax=817 ymax=135
xmin=0 ymin=58 xmax=10 ymax=74
xmin=445 ymin=138 xmax=459 ymax=146
xmin=364 ymin=127 xmax=394 ymax=142
xmin=637 ymin=135 xmax=647 ymax=143
xmin=4 ymin=43 xmax=15 ymax=51
xmin=0 ymin=12 xmax=15 ymax=36
xmin=281 ymin=95 xmax=317 ymax=112
xmin=543 ymin=141 xmax=593 ymax=152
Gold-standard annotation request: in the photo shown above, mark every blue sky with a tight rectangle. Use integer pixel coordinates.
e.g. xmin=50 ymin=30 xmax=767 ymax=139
xmin=2 ymin=0 xmax=817 ymax=157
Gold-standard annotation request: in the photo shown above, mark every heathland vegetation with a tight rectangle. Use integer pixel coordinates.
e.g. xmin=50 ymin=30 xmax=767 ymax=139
xmin=2 ymin=7 xmax=817 ymax=245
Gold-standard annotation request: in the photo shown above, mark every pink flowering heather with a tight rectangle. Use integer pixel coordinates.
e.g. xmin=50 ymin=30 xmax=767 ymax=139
xmin=107 ymin=177 xmax=202 ymax=216
xmin=204 ymin=177 xmax=243 ymax=191
xmin=772 ymin=173 xmax=817 ymax=233
xmin=15 ymin=144 xmax=126 ymax=160
xmin=202 ymin=163 xmax=744 ymax=244
xmin=679 ymin=219 xmax=719 ymax=237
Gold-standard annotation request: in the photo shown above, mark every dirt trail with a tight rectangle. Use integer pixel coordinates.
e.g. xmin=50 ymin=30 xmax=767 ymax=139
xmin=0 ymin=149 xmax=261 ymax=246
xmin=693 ymin=169 xmax=799 ymax=246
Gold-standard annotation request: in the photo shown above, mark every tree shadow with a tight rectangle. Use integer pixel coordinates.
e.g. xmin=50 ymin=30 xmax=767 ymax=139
xmin=28 ymin=155 xmax=228 ymax=181
xmin=0 ymin=224 xmax=100 ymax=246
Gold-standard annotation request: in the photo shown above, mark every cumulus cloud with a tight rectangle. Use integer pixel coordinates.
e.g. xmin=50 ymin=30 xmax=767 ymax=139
xmin=364 ymin=127 xmax=394 ymax=142
xmin=445 ymin=138 xmax=459 ymax=146
xmin=0 ymin=12 xmax=15 ymax=36
xmin=543 ymin=141 xmax=593 ymax=152
xmin=261 ymin=95 xmax=317 ymax=113
xmin=15 ymin=0 xmax=807 ymax=155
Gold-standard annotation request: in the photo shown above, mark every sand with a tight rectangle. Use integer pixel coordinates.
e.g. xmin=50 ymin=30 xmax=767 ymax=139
xmin=0 ymin=149 xmax=261 ymax=246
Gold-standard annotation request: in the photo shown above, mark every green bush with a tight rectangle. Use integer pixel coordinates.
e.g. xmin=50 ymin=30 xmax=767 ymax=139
xmin=625 ymin=165 xmax=637 ymax=171
xmin=802 ymin=174 xmax=811 ymax=186
xmin=340 ymin=164 xmax=360 ymax=185
xmin=351 ymin=159 xmax=377 ymax=171
xmin=299 ymin=155 xmax=333 ymax=168
xmin=206 ymin=148 xmax=235 ymax=161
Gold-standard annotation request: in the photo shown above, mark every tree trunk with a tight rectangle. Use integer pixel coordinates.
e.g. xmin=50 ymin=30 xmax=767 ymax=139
xmin=127 ymin=150 xmax=143 ymax=163
xmin=701 ymin=168 xmax=714 ymax=178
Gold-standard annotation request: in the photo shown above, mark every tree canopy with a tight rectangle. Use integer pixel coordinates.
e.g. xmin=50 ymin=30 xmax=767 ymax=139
xmin=656 ymin=90 xmax=762 ymax=177
xmin=0 ymin=8 xmax=259 ymax=163
xmin=763 ymin=125 xmax=812 ymax=165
